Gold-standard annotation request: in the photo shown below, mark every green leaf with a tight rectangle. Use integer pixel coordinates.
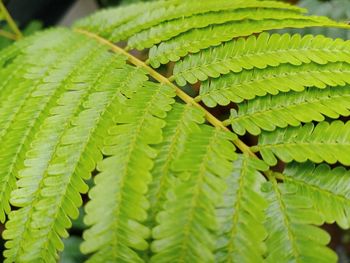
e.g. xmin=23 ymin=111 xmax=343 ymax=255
xmin=76 ymin=0 xmax=304 ymax=44
xmin=227 ymin=85 xmax=350 ymax=135
xmin=148 ymin=16 xmax=347 ymax=68
xmin=128 ymin=6 xmax=306 ymax=50
xmin=263 ymin=178 xmax=337 ymax=263
xmin=73 ymin=0 xmax=173 ymax=39
xmin=215 ymin=155 xmax=267 ymax=263
xmin=173 ymin=33 xmax=350 ymax=86
xmin=0 ymin=29 xmax=88 ymax=224
xmin=0 ymin=0 xmax=349 ymax=262
xmin=81 ymin=82 xmax=175 ymax=262
xmin=2 ymin=29 xmax=148 ymax=262
xmin=282 ymin=162 xmax=350 ymax=229
xmin=198 ymin=62 xmax=350 ymax=107
xmin=148 ymin=103 xmax=205 ymax=225
xmin=151 ymin=126 xmax=237 ymax=262
xmin=253 ymin=121 xmax=350 ymax=166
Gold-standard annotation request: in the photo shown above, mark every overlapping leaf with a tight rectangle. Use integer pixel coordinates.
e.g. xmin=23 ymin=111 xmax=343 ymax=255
xmin=73 ymin=0 xmax=175 ymax=39
xmin=0 ymin=0 xmax=349 ymax=262
xmin=148 ymin=17 xmax=347 ymax=68
xmin=253 ymin=121 xmax=350 ymax=166
xmin=226 ymin=86 xmax=350 ymax=135
xmin=282 ymin=162 xmax=350 ymax=229
xmin=215 ymin=155 xmax=268 ymax=263
xmin=173 ymin=33 xmax=350 ymax=86
xmin=198 ymin=62 xmax=350 ymax=107
xmin=76 ymin=0 xmax=304 ymax=44
xmin=2 ymin=29 xmax=151 ymax=262
xmin=0 ymin=29 xmax=88 ymax=224
xmin=263 ymin=179 xmax=337 ymax=262
xmin=151 ymin=126 xmax=237 ymax=262
xmin=148 ymin=103 xmax=205 ymax=225
xmin=128 ymin=8 xmax=308 ymax=50
xmin=81 ymin=82 xmax=175 ymax=262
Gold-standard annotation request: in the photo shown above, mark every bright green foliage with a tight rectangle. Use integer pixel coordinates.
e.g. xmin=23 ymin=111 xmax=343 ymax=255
xmin=148 ymin=103 xmax=205 ymax=223
xmin=282 ymin=162 xmax=350 ymax=229
xmin=173 ymin=33 xmax=350 ymax=86
xmin=263 ymin=179 xmax=337 ymax=263
xmin=254 ymin=121 xmax=350 ymax=166
xmin=198 ymin=62 xmax=350 ymax=107
xmin=75 ymin=0 xmax=349 ymax=68
xmin=226 ymin=86 xmax=350 ymax=135
xmin=2 ymin=29 xmax=148 ymax=263
xmin=215 ymin=155 xmax=268 ymax=263
xmin=81 ymin=82 xmax=175 ymax=262
xmin=0 ymin=29 xmax=90 ymax=225
xmin=0 ymin=0 xmax=350 ymax=262
xmin=114 ymin=0 xmax=300 ymax=43
xmin=76 ymin=0 xmax=304 ymax=44
xmin=128 ymin=8 xmax=308 ymax=50
xmin=151 ymin=126 xmax=236 ymax=262
xmin=73 ymin=0 xmax=175 ymax=40
xmin=148 ymin=17 xmax=345 ymax=68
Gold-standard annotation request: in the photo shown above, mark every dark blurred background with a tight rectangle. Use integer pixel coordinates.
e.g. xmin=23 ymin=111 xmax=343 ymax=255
xmin=0 ymin=0 xmax=349 ymax=262
xmin=2 ymin=0 xmax=153 ymax=28
xmin=4 ymin=0 xmax=97 ymax=27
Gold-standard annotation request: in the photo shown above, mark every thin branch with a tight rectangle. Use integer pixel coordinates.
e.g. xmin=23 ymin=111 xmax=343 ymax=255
xmin=0 ymin=0 xmax=22 ymax=39
xmin=0 ymin=29 xmax=17 ymax=40
xmin=74 ymin=28 xmax=260 ymax=161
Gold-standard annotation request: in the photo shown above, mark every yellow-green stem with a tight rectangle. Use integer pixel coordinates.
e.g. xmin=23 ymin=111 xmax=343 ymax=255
xmin=74 ymin=28 xmax=258 ymax=160
xmin=222 ymin=119 xmax=232 ymax=127
xmin=273 ymin=172 xmax=285 ymax=180
xmin=0 ymin=0 xmax=22 ymax=39
xmin=168 ymin=75 xmax=175 ymax=82
xmin=0 ymin=29 xmax=17 ymax=40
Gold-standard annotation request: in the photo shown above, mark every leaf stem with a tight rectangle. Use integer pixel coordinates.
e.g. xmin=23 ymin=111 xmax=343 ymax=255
xmin=222 ymin=119 xmax=232 ymax=127
xmin=168 ymin=75 xmax=175 ymax=82
xmin=74 ymin=28 xmax=259 ymax=160
xmin=0 ymin=29 xmax=17 ymax=40
xmin=0 ymin=0 xmax=22 ymax=39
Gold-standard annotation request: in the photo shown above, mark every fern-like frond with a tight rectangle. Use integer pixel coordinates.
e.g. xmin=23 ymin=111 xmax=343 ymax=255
xmin=0 ymin=29 xmax=89 ymax=225
xmin=252 ymin=121 xmax=350 ymax=166
xmin=226 ymin=86 xmax=350 ymax=135
xmin=198 ymin=62 xmax=350 ymax=107
xmin=128 ymin=8 xmax=308 ymax=50
xmin=76 ymin=0 xmax=304 ymax=44
xmin=73 ymin=0 xmax=175 ymax=39
xmin=148 ymin=17 xmax=347 ymax=68
xmin=81 ymin=83 xmax=175 ymax=262
xmin=173 ymin=33 xmax=350 ymax=86
xmin=281 ymin=162 xmax=350 ymax=229
xmin=73 ymin=0 xmax=349 ymax=69
xmin=263 ymin=178 xmax=337 ymax=262
xmin=2 ymin=29 xmax=148 ymax=262
xmin=151 ymin=126 xmax=236 ymax=262
xmin=1 ymin=0 xmax=350 ymax=261
xmin=148 ymin=103 xmax=205 ymax=224
xmin=215 ymin=155 xmax=268 ymax=263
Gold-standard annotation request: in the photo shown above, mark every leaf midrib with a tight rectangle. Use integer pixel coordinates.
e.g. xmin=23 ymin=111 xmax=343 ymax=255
xmin=174 ymin=47 xmax=349 ymax=81
xmin=13 ymin=43 xmax=103 ymax=261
